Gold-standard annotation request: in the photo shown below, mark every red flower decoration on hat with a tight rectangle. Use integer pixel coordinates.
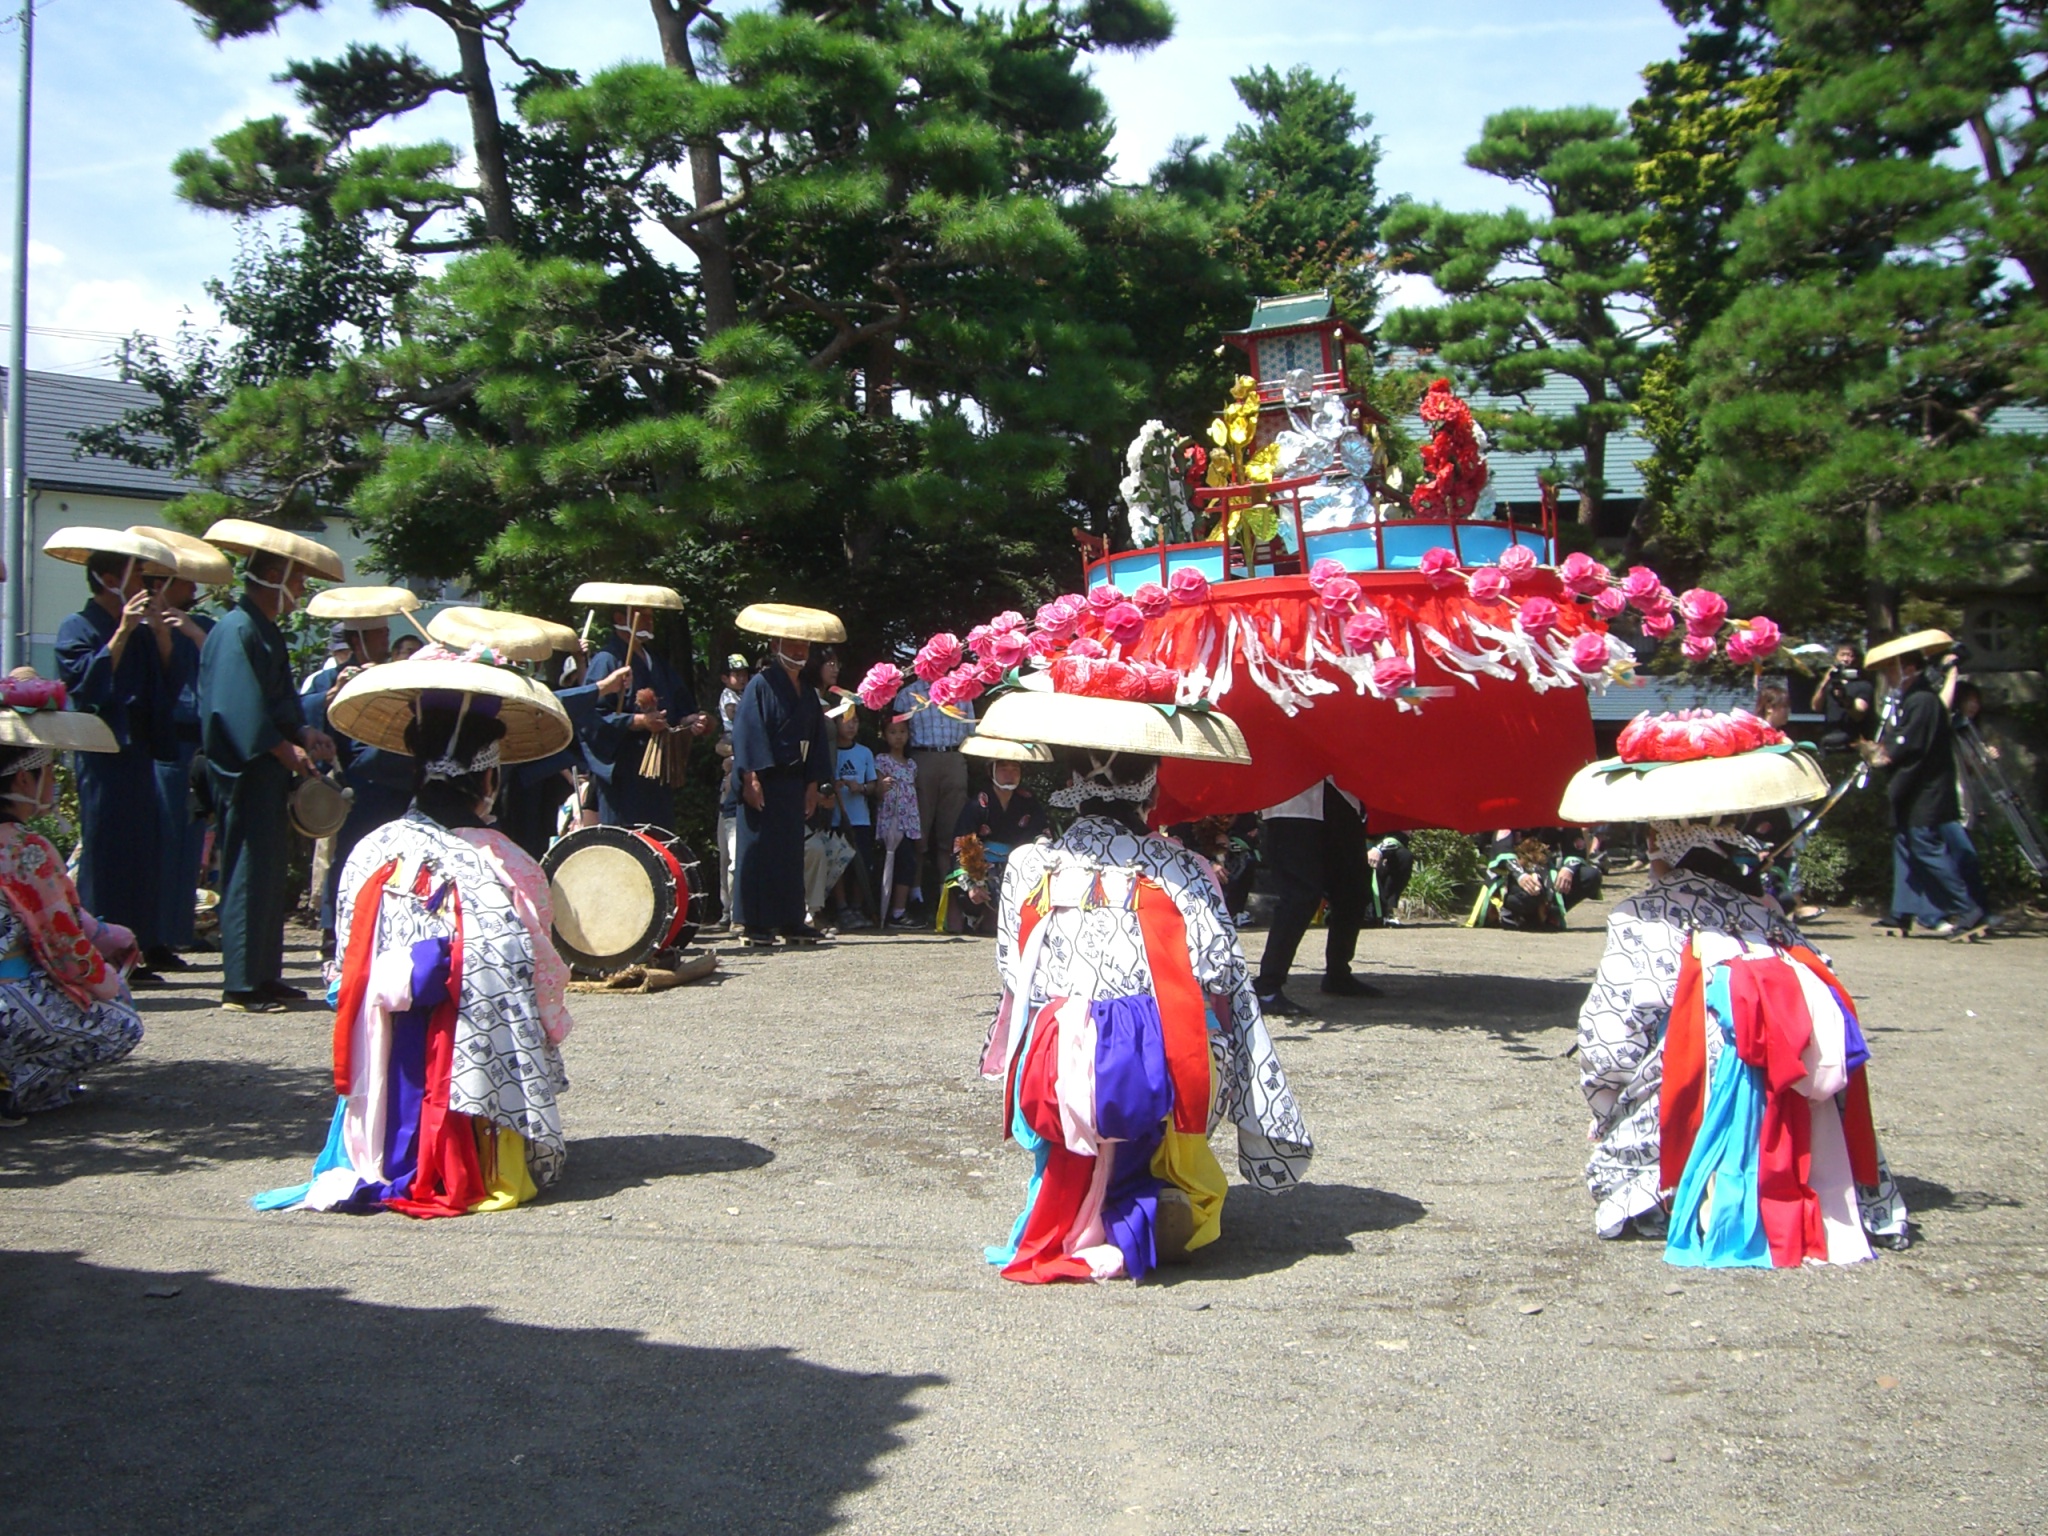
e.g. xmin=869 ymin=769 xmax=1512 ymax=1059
xmin=1616 ymin=708 xmax=1788 ymax=764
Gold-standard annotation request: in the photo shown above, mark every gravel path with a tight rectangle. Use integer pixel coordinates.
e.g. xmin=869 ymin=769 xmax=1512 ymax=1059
xmin=2 ymin=882 xmax=2041 ymax=1534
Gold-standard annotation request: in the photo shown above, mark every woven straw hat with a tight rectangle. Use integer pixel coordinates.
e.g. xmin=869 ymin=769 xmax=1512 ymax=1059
xmin=125 ymin=526 xmax=233 ymax=586
xmin=0 ymin=702 xmax=117 ymax=755
xmin=327 ymin=659 xmax=573 ymax=765
xmin=977 ymin=689 xmax=1251 ymax=765
xmin=305 ymin=585 xmax=421 ymax=623
xmin=1862 ymin=629 xmax=1954 ymax=668
xmin=426 ymin=606 xmax=556 ymax=663
xmin=1558 ymin=747 xmax=1829 ymax=823
xmin=736 ymin=602 xmax=847 ymax=642
xmin=40 ymin=526 xmax=176 ymax=577
xmin=572 ymin=581 xmax=683 ymax=611
xmin=961 ymin=734 xmax=1051 ymax=763
xmin=202 ymin=519 xmax=346 ymax=581
xmin=532 ymin=618 xmax=579 ymax=653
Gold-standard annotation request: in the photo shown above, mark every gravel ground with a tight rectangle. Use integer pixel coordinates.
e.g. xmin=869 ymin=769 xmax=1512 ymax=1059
xmin=1 ymin=880 xmax=2042 ymax=1535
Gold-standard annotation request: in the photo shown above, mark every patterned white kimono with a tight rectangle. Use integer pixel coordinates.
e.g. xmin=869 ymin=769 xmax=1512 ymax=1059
xmin=1578 ymin=869 xmax=1907 ymax=1242
xmin=992 ymin=816 xmax=1311 ymax=1191
xmin=337 ymin=811 xmax=570 ymax=1190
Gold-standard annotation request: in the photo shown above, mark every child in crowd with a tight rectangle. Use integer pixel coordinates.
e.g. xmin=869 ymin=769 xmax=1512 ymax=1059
xmin=718 ymin=653 xmax=749 ymax=731
xmin=831 ymin=709 xmax=877 ymax=928
xmin=875 ymin=714 xmax=922 ymax=926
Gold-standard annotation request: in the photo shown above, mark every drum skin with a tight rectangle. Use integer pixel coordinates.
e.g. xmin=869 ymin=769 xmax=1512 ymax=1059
xmin=543 ymin=824 xmax=701 ymax=972
xmin=289 ymin=773 xmax=352 ymax=839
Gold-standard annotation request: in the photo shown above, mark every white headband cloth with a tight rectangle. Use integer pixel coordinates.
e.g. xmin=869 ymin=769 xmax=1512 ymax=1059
xmin=415 ymin=692 xmax=503 ymax=782
xmin=1049 ymin=753 xmax=1158 ymax=810
xmin=1647 ymin=820 xmax=1764 ymax=865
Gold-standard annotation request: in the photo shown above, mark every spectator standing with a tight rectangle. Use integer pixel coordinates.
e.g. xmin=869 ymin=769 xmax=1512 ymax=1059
xmin=1864 ymin=630 xmax=1986 ymax=937
xmin=892 ymin=674 xmax=974 ymax=916
xmin=730 ymin=604 xmax=842 ymax=948
xmin=48 ymin=529 xmax=182 ymax=985
xmin=831 ymin=708 xmax=878 ymax=928
xmin=1254 ymin=778 xmax=1376 ymax=1015
xmin=875 ymin=714 xmax=922 ymax=925
xmin=196 ymin=522 xmax=343 ymax=1012
xmin=1816 ymin=642 xmax=1876 ymax=749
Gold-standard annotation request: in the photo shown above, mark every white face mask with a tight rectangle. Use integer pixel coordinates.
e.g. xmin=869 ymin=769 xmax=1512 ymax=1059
xmin=4 ymin=767 xmax=54 ymax=818
xmin=992 ymin=768 xmax=1022 ymax=792
xmin=614 ymin=624 xmax=653 ymax=642
xmin=248 ymin=563 xmax=300 ymax=617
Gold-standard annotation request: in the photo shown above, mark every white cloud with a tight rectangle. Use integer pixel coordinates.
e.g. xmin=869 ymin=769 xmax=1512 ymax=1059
xmin=26 ymin=239 xmax=62 ymax=268
xmin=1379 ymin=272 xmax=1443 ymax=313
xmin=23 ymin=274 xmax=216 ymax=374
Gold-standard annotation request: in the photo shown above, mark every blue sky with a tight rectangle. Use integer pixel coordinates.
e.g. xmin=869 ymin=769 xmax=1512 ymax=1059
xmin=0 ymin=0 xmax=1682 ymax=375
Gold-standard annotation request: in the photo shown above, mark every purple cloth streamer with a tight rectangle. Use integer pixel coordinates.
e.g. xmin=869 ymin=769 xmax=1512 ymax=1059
xmin=1101 ymin=1126 xmax=1164 ymax=1282
xmin=1092 ymin=995 xmax=1172 ymax=1142
xmin=338 ymin=938 xmax=450 ymax=1211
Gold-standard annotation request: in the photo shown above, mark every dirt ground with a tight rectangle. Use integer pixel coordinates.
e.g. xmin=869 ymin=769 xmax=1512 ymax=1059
xmin=1 ymin=879 xmax=2042 ymax=1535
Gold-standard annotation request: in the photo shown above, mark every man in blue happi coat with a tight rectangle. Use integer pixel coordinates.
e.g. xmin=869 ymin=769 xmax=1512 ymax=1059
xmin=579 ymin=602 xmax=710 ymax=828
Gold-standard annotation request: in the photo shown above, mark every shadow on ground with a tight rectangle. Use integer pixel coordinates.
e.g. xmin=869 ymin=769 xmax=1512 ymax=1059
xmin=1292 ymin=972 xmax=1587 ymax=1056
xmin=0 ymin=1250 xmax=940 ymax=1535
xmin=1896 ymin=1175 xmax=2024 ymax=1214
xmin=0 ymin=1057 xmax=332 ymax=1189
xmin=1152 ymin=1181 xmax=1427 ymax=1284
xmin=561 ymin=1133 xmax=774 ymax=1201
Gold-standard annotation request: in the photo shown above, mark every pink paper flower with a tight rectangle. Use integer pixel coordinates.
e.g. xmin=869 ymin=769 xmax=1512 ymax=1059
xmin=974 ymin=656 xmax=1008 ymax=686
xmin=989 ymin=610 xmax=1025 ymax=634
xmin=1419 ymin=547 xmax=1461 ymax=589
xmin=1315 ymin=575 xmax=1363 ymax=614
xmin=913 ymin=633 xmax=963 ymax=682
xmin=1343 ymin=606 xmax=1389 ymax=651
xmin=1026 ymin=629 xmax=1064 ymax=665
xmin=1309 ymin=557 xmax=1348 ymax=590
xmin=856 ymin=663 xmax=905 ymax=711
xmin=1035 ymin=597 xmax=1081 ymax=639
xmin=1742 ymin=615 xmax=1781 ymax=658
xmin=1086 ymin=584 xmax=1125 ymax=614
xmin=1516 ymin=596 xmax=1560 ymax=637
xmin=1642 ymin=611 xmax=1676 ymax=639
xmin=1068 ymin=635 xmax=1108 ymax=659
xmin=1132 ymin=582 xmax=1171 ymax=619
xmin=1469 ymin=567 xmax=1510 ymax=605
xmin=985 ymin=629 xmax=1029 ymax=671
xmin=1497 ymin=544 xmax=1539 ymax=583
xmin=941 ymin=663 xmax=986 ymax=704
xmin=1678 ymin=587 xmax=1729 ymax=636
xmin=1558 ymin=551 xmax=1610 ymax=597
xmin=1102 ymin=601 xmax=1146 ymax=648
xmin=1372 ymin=655 xmax=1417 ymax=693
xmin=1680 ymin=633 xmax=1716 ymax=663
xmin=1592 ymin=587 xmax=1628 ymax=620
xmin=1167 ymin=567 xmax=1210 ymax=606
xmin=1725 ymin=632 xmax=1760 ymax=666
xmin=1620 ymin=567 xmax=1664 ymax=611
xmin=1569 ymin=633 xmax=1610 ymax=672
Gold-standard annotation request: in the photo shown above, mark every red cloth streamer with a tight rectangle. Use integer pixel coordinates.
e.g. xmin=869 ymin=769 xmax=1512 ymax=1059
xmin=331 ymin=860 xmax=398 ymax=1097
xmin=1133 ymin=881 xmax=1213 ymax=1135
xmin=1726 ymin=956 xmax=1827 ymax=1267
xmin=1133 ymin=573 xmax=1599 ymax=831
xmin=1657 ymin=943 xmax=1709 ymax=1197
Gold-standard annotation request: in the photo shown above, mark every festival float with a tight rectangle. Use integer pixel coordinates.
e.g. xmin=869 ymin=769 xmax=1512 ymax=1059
xmin=861 ymin=293 xmax=1781 ymax=830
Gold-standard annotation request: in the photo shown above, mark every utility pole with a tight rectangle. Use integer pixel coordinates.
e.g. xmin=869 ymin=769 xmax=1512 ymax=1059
xmin=1 ymin=1 xmax=30 ymax=671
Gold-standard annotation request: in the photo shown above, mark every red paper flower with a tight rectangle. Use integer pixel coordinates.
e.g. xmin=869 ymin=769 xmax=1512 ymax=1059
xmin=1496 ymin=545 xmax=1538 ymax=583
xmin=1516 ymin=596 xmax=1560 ymax=637
xmin=1343 ymin=607 xmax=1389 ymax=651
xmin=914 ymin=633 xmax=964 ymax=682
xmin=1419 ymin=548 xmax=1461 ymax=589
xmin=1372 ymin=655 xmax=1417 ymax=693
xmin=1132 ymin=582 xmax=1171 ymax=619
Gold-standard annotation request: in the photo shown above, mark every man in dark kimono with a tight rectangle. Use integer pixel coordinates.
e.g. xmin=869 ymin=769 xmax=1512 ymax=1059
xmin=502 ymin=664 xmax=630 ymax=860
xmin=198 ymin=552 xmax=335 ymax=1011
xmin=579 ymin=608 xmax=709 ymax=827
xmin=150 ymin=566 xmax=216 ymax=970
xmin=56 ymin=551 xmax=178 ymax=980
xmin=731 ymin=634 xmax=835 ymax=946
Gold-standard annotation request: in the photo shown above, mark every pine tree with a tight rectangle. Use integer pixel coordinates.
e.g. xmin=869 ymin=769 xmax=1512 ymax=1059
xmin=1381 ymin=108 xmax=1656 ymax=530
xmin=1680 ymin=0 xmax=2048 ymax=637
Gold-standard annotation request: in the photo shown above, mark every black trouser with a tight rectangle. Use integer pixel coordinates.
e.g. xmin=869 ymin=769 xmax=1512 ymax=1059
xmin=212 ymin=757 xmax=292 ymax=994
xmin=1255 ymin=785 xmax=1367 ymax=994
xmin=1364 ymin=843 xmax=1414 ymax=926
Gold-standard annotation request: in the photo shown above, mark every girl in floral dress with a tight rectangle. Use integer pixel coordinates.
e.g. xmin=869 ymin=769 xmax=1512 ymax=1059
xmin=875 ymin=714 xmax=921 ymax=924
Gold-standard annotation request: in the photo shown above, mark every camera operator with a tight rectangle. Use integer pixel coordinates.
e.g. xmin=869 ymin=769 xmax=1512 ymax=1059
xmin=1863 ymin=630 xmax=1987 ymax=938
xmin=1816 ymin=641 xmax=1876 ymax=750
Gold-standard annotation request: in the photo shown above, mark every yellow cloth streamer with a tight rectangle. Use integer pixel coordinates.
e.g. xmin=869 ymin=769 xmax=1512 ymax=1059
xmin=1151 ymin=1129 xmax=1227 ymax=1253
xmin=468 ymin=1123 xmax=540 ymax=1212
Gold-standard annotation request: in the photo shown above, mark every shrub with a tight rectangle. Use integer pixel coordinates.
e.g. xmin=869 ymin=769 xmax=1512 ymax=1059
xmin=1402 ymin=828 xmax=1483 ymax=919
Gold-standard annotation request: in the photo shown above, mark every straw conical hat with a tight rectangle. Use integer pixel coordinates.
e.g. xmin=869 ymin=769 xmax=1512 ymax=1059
xmin=961 ymin=734 xmax=1051 ymax=763
xmin=1863 ymin=629 xmax=1954 ymax=668
xmin=40 ymin=527 xmax=176 ymax=576
xmin=532 ymin=618 xmax=579 ymax=653
xmin=125 ymin=527 xmax=232 ymax=586
xmin=305 ymin=585 xmax=421 ymax=622
xmin=572 ymin=581 xmax=683 ymax=611
xmin=736 ymin=602 xmax=846 ymax=642
xmin=977 ymin=689 xmax=1251 ymax=765
xmin=0 ymin=702 xmax=117 ymax=754
xmin=426 ymin=606 xmax=555 ymax=663
xmin=1558 ymin=748 xmax=1829 ymax=823
xmin=327 ymin=659 xmax=573 ymax=765
xmin=203 ymin=519 xmax=346 ymax=582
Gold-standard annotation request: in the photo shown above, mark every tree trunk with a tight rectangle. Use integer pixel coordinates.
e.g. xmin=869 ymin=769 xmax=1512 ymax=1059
xmin=1864 ymin=498 xmax=1897 ymax=642
xmin=451 ymin=11 xmax=518 ymax=245
xmin=866 ymin=334 xmax=896 ymax=420
xmin=650 ymin=0 xmax=741 ymax=336
xmin=1578 ymin=421 xmax=1606 ymax=530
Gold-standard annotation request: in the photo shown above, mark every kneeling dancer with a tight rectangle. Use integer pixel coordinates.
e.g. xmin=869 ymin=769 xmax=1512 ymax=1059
xmin=974 ymin=680 xmax=1312 ymax=1283
xmin=1563 ymin=709 xmax=1908 ymax=1265
xmin=257 ymin=652 xmax=576 ymax=1215
xmin=0 ymin=683 xmax=143 ymax=1116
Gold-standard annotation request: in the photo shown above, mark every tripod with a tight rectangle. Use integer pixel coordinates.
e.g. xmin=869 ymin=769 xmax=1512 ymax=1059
xmin=1955 ymin=715 xmax=2048 ymax=877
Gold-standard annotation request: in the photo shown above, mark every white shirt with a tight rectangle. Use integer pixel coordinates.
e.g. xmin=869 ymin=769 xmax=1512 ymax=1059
xmin=1260 ymin=778 xmax=1360 ymax=821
